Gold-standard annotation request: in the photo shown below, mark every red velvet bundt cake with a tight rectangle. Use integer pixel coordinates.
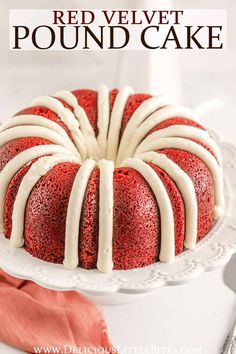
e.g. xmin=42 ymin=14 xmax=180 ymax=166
xmin=0 ymin=85 xmax=224 ymax=272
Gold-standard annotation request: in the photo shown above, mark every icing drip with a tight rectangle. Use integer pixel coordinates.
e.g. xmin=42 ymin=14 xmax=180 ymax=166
xmin=0 ymin=144 xmax=71 ymax=233
xmin=121 ymin=157 xmax=175 ymax=262
xmin=136 ymin=152 xmax=198 ymax=250
xmin=97 ymin=159 xmax=114 ymax=273
xmin=10 ymin=154 xmax=79 ymax=248
xmin=116 ymin=95 xmax=176 ymax=165
xmin=31 ymin=96 xmax=87 ymax=160
xmin=117 ymin=105 xmax=201 ymax=165
xmin=97 ymin=85 xmax=110 ymax=158
xmin=0 ymin=125 xmax=82 ymax=160
xmin=106 ymin=86 xmax=134 ymax=162
xmin=135 ymin=137 xmax=224 ymax=217
xmin=54 ymin=90 xmax=101 ymax=161
xmin=63 ymin=159 xmax=97 ymax=270
xmin=135 ymin=125 xmax=222 ymax=165
xmin=0 ymin=115 xmax=80 ymax=157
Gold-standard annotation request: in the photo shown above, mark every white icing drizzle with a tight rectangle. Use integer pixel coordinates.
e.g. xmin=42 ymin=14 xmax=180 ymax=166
xmin=106 ymin=86 xmax=134 ymax=162
xmin=121 ymin=157 xmax=175 ymax=262
xmin=0 ymin=125 xmax=83 ymax=161
xmin=136 ymin=125 xmax=222 ymax=165
xmin=97 ymin=159 xmax=114 ymax=273
xmin=117 ymin=105 xmax=200 ymax=165
xmin=116 ymin=95 xmax=176 ymax=165
xmin=0 ymin=115 xmax=80 ymax=157
xmin=63 ymin=159 xmax=97 ymax=270
xmin=120 ymin=95 xmax=176 ymax=130
xmin=54 ymin=90 xmax=101 ymax=161
xmin=135 ymin=137 xmax=224 ymax=217
xmin=31 ymin=96 xmax=87 ymax=160
xmin=0 ymin=144 xmax=72 ymax=233
xmin=136 ymin=152 xmax=198 ymax=250
xmin=97 ymin=85 xmax=110 ymax=158
xmin=10 ymin=154 xmax=79 ymax=248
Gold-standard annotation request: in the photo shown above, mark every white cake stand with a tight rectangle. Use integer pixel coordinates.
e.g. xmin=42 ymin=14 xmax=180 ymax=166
xmin=0 ymin=134 xmax=235 ymax=305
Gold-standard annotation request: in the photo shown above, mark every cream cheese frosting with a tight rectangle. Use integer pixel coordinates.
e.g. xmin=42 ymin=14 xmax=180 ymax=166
xmin=134 ymin=137 xmax=224 ymax=217
xmin=63 ymin=158 xmax=97 ymax=269
xmin=117 ymin=105 xmax=201 ymax=165
xmin=136 ymin=151 xmax=198 ymax=250
xmin=106 ymin=86 xmax=134 ymax=162
xmin=121 ymin=157 xmax=175 ymax=262
xmin=97 ymin=84 xmax=110 ymax=158
xmin=31 ymin=96 xmax=87 ymax=160
xmin=0 ymin=144 xmax=72 ymax=233
xmin=10 ymin=154 xmax=79 ymax=248
xmin=97 ymin=159 xmax=114 ymax=273
xmin=54 ymin=90 xmax=101 ymax=161
xmin=0 ymin=115 xmax=80 ymax=157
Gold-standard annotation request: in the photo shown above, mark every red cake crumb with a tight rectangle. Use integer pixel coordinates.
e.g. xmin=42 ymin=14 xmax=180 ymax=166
xmin=147 ymin=117 xmax=205 ymax=136
xmin=24 ymin=163 xmax=79 ymax=263
xmin=120 ymin=94 xmax=151 ymax=136
xmin=0 ymin=137 xmax=51 ymax=172
xmin=15 ymin=106 xmax=73 ymax=141
xmin=112 ymin=167 xmax=160 ymax=269
xmin=53 ymin=97 xmax=74 ymax=112
xmin=109 ymin=89 xmax=118 ymax=112
xmin=4 ymin=159 xmax=38 ymax=239
xmin=159 ymin=148 xmax=214 ymax=240
xmin=79 ymin=168 xmax=100 ymax=269
xmin=150 ymin=163 xmax=185 ymax=256
xmin=112 ymin=164 xmax=185 ymax=270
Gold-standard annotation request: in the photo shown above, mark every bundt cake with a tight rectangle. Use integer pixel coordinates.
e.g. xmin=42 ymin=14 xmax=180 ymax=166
xmin=0 ymin=85 xmax=224 ymax=273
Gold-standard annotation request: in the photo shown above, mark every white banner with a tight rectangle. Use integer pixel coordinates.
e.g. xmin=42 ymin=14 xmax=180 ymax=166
xmin=9 ymin=9 xmax=227 ymax=50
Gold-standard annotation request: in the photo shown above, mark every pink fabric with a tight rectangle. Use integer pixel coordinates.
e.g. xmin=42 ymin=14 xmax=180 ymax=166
xmin=0 ymin=269 xmax=115 ymax=354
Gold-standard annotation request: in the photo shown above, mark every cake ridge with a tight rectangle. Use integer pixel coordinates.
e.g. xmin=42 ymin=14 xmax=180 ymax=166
xmin=117 ymin=105 xmax=200 ymax=165
xmin=10 ymin=153 xmax=79 ymax=248
xmin=31 ymin=95 xmax=87 ymax=160
xmin=54 ymin=90 xmax=101 ymax=161
xmin=135 ymin=124 xmax=222 ymax=164
xmin=0 ymin=144 xmax=69 ymax=233
xmin=106 ymin=86 xmax=134 ymax=162
xmin=135 ymin=137 xmax=224 ymax=217
xmin=0 ymin=114 xmax=80 ymax=157
xmin=135 ymin=151 xmax=198 ymax=250
xmin=116 ymin=95 xmax=175 ymax=165
xmin=97 ymin=84 xmax=110 ymax=158
xmin=64 ymin=158 xmax=97 ymax=270
xmin=121 ymin=157 xmax=175 ymax=262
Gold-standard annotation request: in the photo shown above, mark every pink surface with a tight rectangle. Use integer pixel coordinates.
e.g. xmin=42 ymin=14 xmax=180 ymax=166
xmin=0 ymin=270 xmax=115 ymax=354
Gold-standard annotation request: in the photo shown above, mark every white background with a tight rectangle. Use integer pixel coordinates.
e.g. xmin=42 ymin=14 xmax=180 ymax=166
xmin=0 ymin=0 xmax=236 ymax=353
